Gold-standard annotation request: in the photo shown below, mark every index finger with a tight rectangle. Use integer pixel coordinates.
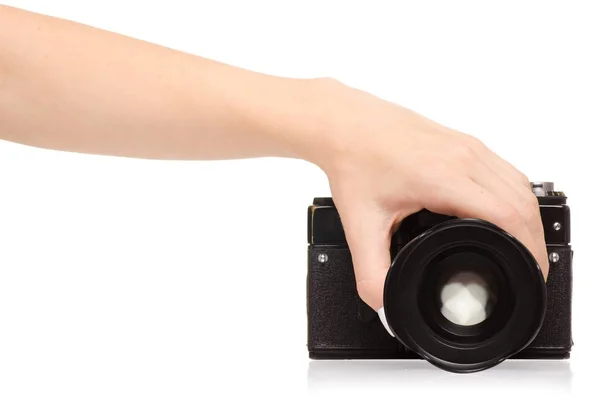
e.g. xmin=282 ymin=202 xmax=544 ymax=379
xmin=422 ymin=179 xmax=548 ymax=278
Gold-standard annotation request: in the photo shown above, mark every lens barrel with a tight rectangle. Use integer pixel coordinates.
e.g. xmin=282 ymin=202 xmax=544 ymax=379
xmin=383 ymin=218 xmax=546 ymax=373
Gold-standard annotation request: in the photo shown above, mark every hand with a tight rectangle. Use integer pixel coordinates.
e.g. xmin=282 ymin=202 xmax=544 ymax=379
xmin=305 ymin=80 xmax=548 ymax=311
xmin=0 ymin=9 xmax=548 ymax=313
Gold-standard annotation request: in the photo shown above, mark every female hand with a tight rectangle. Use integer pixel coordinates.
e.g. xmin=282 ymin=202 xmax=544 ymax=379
xmin=0 ymin=7 xmax=548 ymax=314
xmin=304 ymin=80 xmax=548 ymax=311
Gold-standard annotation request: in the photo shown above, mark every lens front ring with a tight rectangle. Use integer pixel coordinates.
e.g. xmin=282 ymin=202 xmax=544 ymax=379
xmin=383 ymin=218 xmax=547 ymax=373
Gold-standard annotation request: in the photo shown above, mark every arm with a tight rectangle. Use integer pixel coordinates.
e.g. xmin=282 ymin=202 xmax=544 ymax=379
xmin=0 ymin=5 xmax=318 ymax=160
xmin=0 ymin=5 xmax=548 ymax=311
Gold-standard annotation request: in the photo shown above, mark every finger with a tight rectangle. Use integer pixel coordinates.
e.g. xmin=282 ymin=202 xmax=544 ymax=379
xmin=336 ymin=202 xmax=412 ymax=311
xmin=487 ymin=152 xmax=528 ymax=187
xmin=488 ymin=155 xmax=530 ymax=189
xmin=469 ymin=148 xmax=549 ymax=277
xmin=471 ymin=156 xmax=544 ymax=240
xmin=463 ymin=134 xmax=531 ymax=189
xmin=471 ymin=165 xmax=549 ymax=277
xmin=422 ymin=179 xmax=548 ymax=277
xmin=484 ymin=153 xmax=547 ymax=259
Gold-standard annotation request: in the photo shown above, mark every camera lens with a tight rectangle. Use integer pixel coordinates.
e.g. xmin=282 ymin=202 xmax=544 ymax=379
xmin=383 ymin=218 xmax=546 ymax=373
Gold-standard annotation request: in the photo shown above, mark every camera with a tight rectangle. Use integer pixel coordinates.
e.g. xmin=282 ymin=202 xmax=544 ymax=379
xmin=306 ymin=182 xmax=572 ymax=373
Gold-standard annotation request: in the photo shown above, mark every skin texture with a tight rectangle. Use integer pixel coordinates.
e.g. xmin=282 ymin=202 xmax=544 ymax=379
xmin=0 ymin=6 xmax=548 ymax=311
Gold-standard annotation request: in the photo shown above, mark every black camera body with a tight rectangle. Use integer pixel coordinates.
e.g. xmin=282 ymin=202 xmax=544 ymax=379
xmin=307 ymin=182 xmax=572 ymax=372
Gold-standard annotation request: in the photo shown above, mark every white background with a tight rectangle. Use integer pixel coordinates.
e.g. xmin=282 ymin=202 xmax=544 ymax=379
xmin=1 ymin=1 xmax=598 ymax=399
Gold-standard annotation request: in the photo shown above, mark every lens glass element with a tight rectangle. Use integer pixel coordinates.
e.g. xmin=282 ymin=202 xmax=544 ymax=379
xmin=439 ymin=271 xmax=496 ymax=326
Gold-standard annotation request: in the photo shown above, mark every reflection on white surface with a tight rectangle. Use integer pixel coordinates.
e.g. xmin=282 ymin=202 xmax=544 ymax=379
xmin=307 ymin=360 xmax=572 ymax=395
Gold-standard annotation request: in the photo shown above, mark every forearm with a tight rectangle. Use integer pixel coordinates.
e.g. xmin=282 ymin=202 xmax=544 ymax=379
xmin=0 ymin=6 xmax=322 ymax=160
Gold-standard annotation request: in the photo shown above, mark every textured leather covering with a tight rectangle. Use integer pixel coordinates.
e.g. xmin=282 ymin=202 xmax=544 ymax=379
xmin=307 ymin=248 xmax=398 ymax=353
xmin=307 ymin=245 xmax=572 ymax=358
xmin=526 ymin=246 xmax=573 ymax=351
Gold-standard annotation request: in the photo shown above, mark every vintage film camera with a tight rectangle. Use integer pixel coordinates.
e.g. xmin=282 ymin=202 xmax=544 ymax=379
xmin=307 ymin=182 xmax=572 ymax=373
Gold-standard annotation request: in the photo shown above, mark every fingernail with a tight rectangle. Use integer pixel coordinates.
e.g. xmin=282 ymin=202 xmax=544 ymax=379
xmin=377 ymin=307 xmax=394 ymax=337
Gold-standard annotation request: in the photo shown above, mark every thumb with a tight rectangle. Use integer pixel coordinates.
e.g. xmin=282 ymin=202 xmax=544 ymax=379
xmin=337 ymin=203 xmax=413 ymax=311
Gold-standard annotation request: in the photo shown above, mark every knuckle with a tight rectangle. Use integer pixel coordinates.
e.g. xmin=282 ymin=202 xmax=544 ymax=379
xmin=522 ymin=193 xmax=542 ymax=222
xmin=459 ymin=132 xmax=487 ymax=152
xmin=453 ymin=143 xmax=476 ymax=162
xmin=518 ymin=172 xmax=531 ymax=187
xmin=492 ymin=203 xmax=521 ymax=225
xmin=466 ymin=135 xmax=485 ymax=150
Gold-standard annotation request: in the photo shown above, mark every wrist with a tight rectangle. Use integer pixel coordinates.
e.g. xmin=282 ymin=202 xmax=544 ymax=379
xmin=289 ymin=78 xmax=371 ymax=175
xmin=297 ymin=78 xmax=346 ymax=168
xmin=240 ymin=75 xmax=343 ymax=165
